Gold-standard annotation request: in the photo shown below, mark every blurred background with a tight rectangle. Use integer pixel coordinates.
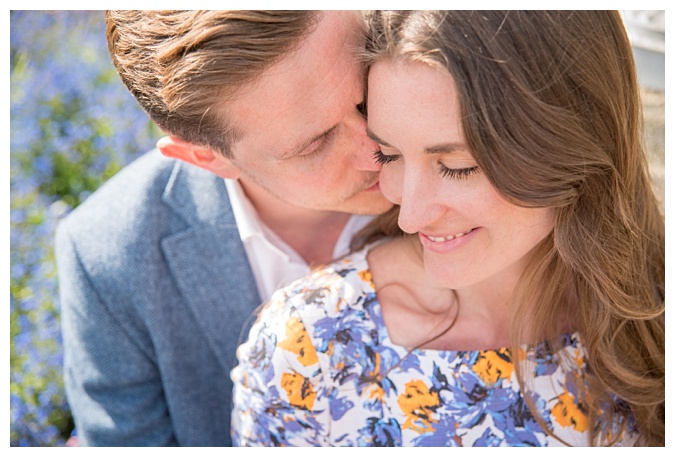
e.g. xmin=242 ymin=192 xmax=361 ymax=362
xmin=8 ymin=10 xmax=665 ymax=446
xmin=10 ymin=11 xmax=161 ymax=446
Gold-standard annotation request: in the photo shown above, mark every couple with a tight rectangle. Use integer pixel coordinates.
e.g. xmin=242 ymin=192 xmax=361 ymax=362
xmin=57 ymin=11 xmax=664 ymax=447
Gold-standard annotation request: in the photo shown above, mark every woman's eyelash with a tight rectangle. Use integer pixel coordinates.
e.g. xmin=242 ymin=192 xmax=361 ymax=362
xmin=438 ymin=165 xmax=480 ymax=179
xmin=375 ymin=150 xmax=480 ymax=180
xmin=373 ymin=150 xmax=398 ymax=164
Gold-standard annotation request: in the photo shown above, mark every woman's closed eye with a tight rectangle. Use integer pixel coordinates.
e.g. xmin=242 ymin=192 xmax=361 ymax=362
xmin=373 ymin=149 xmax=399 ymax=165
xmin=438 ymin=164 xmax=480 ymax=180
xmin=374 ymin=150 xmax=480 ymax=180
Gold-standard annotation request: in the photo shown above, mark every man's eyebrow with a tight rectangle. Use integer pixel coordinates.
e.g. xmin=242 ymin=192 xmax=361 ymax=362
xmin=281 ymin=125 xmax=338 ymax=159
xmin=367 ymin=127 xmax=466 ymax=154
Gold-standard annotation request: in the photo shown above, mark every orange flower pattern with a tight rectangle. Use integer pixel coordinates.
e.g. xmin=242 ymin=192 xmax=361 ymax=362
xmin=279 ymin=316 xmax=319 ymax=366
xmin=232 ymin=251 xmax=636 ymax=446
xmin=471 ymin=349 xmax=514 ymax=386
xmin=280 ymin=372 xmax=316 ymax=410
xmin=551 ymin=389 xmax=588 ymax=432
xmin=398 ymin=380 xmax=440 ymax=433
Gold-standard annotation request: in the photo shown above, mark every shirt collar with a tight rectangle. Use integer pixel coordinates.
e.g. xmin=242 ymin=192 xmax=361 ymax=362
xmin=224 ymin=178 xmax=265 ymax=242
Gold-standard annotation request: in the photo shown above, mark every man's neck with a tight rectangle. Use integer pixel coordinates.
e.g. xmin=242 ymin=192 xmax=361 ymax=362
xmin=239 ymin=179 xmax=351 ymax=265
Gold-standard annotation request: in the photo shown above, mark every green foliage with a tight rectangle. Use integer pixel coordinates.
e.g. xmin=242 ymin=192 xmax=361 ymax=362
xmin=10 ymin=11 xmax=161 ymax=446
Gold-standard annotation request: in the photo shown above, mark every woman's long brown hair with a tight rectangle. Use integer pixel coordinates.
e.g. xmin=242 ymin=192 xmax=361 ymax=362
xmin=360 ymin=10 xmax=664 ymax=446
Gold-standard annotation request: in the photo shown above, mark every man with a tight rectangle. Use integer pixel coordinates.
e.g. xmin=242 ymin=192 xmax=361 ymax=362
xmin=56 ymin=11 xmax=392 ymax=446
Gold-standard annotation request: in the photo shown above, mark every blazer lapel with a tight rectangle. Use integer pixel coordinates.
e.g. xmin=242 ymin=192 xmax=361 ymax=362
xmin=160 ymin=161 xmax=261 ymax=372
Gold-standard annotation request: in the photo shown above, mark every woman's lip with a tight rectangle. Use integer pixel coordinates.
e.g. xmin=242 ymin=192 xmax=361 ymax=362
xmin=423 ymin=228 xmax=475 ymax=242
xmin=419 ymin=227 xmax=479 ymax=253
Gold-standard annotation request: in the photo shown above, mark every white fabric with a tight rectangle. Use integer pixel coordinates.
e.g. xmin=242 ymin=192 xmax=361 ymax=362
xmin=224 ymin=179 xmax=374 ymax=302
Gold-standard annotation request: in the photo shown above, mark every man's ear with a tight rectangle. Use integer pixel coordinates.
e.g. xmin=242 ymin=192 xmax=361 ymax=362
xmin=156 ymin=136 xmax=241 ymax=179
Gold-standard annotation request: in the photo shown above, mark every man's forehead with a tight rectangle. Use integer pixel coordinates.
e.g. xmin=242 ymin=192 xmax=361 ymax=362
xmin=223 ymin=11 xmax=365 ymax=160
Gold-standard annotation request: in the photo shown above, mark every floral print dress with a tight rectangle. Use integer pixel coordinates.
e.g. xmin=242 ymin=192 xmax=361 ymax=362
xmin=231 ymin=249 xmax=634 ymax=446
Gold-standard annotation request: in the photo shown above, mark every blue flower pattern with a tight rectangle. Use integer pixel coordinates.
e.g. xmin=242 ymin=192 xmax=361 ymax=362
xmin=231 ymin=250 xmax=635 ymax=446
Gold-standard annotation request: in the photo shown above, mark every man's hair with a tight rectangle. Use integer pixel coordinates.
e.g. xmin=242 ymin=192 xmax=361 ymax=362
xmin=106 ymin=10 xmax=319 ymax=156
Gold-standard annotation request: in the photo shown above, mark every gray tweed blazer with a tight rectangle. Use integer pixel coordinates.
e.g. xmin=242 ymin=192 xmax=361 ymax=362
xmin=56 ymin=149 xmax=260 ymax=446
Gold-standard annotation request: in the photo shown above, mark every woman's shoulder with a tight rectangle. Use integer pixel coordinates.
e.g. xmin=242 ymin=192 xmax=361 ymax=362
xmin=263 ymin=248 xmax=377 ymax=323
xmin=245 ymin=249 xmax=381 ymax=373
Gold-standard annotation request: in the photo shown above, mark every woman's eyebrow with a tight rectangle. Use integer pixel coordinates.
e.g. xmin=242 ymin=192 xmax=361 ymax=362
xmin=367 ymin=127 xmax=466 ymax=155
xmin=365 ymin=127 xmax=392 ymax=147
xmin=424 ymin=143 xmax=466 ymax=154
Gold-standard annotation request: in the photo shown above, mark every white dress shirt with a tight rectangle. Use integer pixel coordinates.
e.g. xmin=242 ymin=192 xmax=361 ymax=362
xmin=224 ymin=179 xmax=374 ymax=302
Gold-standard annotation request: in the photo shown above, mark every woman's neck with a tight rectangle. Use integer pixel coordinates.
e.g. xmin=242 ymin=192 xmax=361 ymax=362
xmin=368 ymin=236 xmax=517 ymax=351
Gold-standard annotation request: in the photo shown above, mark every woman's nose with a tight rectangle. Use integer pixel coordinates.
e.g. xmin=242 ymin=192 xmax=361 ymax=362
xmin=396 ymin=171 xmax=445 ymax=234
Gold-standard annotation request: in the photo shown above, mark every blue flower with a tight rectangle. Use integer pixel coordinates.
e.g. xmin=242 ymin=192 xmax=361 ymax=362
xmin=329 ymin=390 xmax=355 ymax=421
xmin=11 ymin=10 xmax=160 ymax=446
xmin=357 ymin=417 xmax=402 ymax=446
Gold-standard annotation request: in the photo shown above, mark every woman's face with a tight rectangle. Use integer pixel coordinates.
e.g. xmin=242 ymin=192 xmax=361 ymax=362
xmin=367 ymin=60 xmax=555 ymax=290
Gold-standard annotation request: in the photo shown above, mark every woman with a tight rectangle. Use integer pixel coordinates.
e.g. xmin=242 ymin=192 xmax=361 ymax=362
xmin=231 ymin=11 xmax=664 ymax=446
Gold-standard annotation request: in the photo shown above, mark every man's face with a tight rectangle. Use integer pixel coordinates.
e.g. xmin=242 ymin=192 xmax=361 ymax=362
xmin=218 ymin=11 xmax=392 ymax=216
